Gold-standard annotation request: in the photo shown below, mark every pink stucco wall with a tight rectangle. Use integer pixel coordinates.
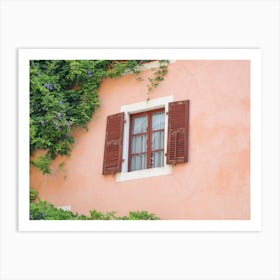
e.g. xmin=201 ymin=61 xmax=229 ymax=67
xmin=30 ymin=60 xmax=250 ymax=219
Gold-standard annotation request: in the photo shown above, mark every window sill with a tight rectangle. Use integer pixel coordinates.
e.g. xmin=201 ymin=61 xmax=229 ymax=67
xmin=116 ymin=165 xmax=172 ymax=182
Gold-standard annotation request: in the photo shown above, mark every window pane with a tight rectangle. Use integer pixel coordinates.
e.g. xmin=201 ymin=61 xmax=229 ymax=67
xmin=152 ymin=131 xmax=164 ymax=150
xmin=132 ymin=115 xmax=147 ymax=134
xmin=152 ymin=111 xmax=165 ymax=130
xmin=131 ymin=135 xmax=147 ymax=153
xmin=131 ymin=154 xmax=147 ymax=171
xmin=151 ymin=151 xmax=164 ymax=168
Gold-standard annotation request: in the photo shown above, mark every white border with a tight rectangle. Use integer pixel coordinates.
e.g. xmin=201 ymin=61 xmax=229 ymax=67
xmin=18 ymin=49 xmax=262 ymax=231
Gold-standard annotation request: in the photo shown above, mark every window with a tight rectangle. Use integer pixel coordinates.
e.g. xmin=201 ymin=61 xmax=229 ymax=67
xmin=129 ymin=109 xmax=165 ymax=172
xmin=102 ymin=96 xmax=190 ymax=181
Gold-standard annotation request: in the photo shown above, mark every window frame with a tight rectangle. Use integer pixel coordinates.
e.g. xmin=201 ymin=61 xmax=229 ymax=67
xmin=116 ymin=96 xmax=173 ymax=182
xmin=128 ymin=108 xmax=165 ymax=172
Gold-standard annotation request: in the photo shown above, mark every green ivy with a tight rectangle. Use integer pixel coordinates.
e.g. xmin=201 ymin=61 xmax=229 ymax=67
xmin=30 ymin=188 xmax=39 ymax=203
xmin=30 ymin=200 xmax=160 ymax=220
xmin=89 ymin=209 xmax=117 ymax=220
xmin=30 ymin=201 xmax=88 ymax=220
xmin=125 ymin=210 xmax=160 ymax=220
xmin=146 ymin=60 xmax=169 ymax=100
xmin=30 ymin=60 xmax=168 ymax=174
xmin=30 ymin=154 xmax=52 ymax=174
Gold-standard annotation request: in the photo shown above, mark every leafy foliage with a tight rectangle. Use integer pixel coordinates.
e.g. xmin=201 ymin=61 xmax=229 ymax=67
xmin=89 ymin=209 xmax=117 ymax=220
xmin=30 ymin=188 xmax=39 ymax=203
xmin=30 ymin=60 xmax=158 ymax=174
xmin=146 ymin=60 xmax=169 ymax=100
xmin=125 ymin=211 xmax=160 ymax=220
xmin=30 ymin=154 xmax=52 ymax=174
xmin=30 ymin=201 xmax=88 ymax=220
xmin=30 ymin=200 xmax=160 ymax=220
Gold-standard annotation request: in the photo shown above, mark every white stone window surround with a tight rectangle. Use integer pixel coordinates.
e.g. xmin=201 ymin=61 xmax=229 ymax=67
xmin=116 ymin=95 xmax=174 ymax=182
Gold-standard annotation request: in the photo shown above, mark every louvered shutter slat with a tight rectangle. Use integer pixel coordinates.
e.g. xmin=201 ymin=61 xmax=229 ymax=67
xmin=167 ymin=100 xmax=190 ymax=164
xmin=103 ymin=112 xmax=124 ymax=175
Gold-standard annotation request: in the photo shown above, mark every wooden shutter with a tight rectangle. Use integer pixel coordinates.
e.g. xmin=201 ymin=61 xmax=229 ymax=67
xmin=102 ymin=112 xmax=124 ymax=175
xmin=166 ymin=100 xmax=190 ymax=165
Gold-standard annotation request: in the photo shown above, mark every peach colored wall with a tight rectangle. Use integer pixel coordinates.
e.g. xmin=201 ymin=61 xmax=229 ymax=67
xmin=30 ymin=60 xmax=250 ymax=219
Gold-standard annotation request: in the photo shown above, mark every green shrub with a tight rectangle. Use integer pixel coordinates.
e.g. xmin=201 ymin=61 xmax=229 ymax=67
xmin=30 ymin=201 xmax=77 ymax=220
xmin=127 ymin=211 xmax=160 ymax=220
xmin=30 ymin=200 xmax=160 ymax=220
xmin=117 ymin=211 xmax=160 ymax=220
xmin=89 ymin=209 xmax=117 ymax=220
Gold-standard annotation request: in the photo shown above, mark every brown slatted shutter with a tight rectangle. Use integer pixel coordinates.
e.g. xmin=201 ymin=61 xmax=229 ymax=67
xmin=167 ymin=100 xmax=190 ymax=165
xmin=103 ymin=112 xmax=124 ymax=175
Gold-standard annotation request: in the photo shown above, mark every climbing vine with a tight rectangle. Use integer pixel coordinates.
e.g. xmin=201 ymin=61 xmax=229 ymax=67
xmin=146 ymin=60 xmax=169 ymax=101
xmin=30 ymin=60 xmax=169 ymax=174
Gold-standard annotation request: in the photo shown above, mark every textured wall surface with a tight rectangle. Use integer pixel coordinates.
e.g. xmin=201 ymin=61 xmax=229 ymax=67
xmin=30 ymin=60 xmax=250 ymax=219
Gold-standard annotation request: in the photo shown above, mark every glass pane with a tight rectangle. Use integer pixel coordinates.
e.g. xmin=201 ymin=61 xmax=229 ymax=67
xmin=131 ymin=135 xmax=147 ymax=153
xmin=152 ymin=131 xmax=164 ymax=150
xmin=151 ymin=151 xmax=164 ymax=168
xmin=131 ymin=154 xmax=147 ymax=171
xmin=152 ymin=111 xmax=165 ymax=130
xmin=132 ymin=115 xmax=147 ymax=134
